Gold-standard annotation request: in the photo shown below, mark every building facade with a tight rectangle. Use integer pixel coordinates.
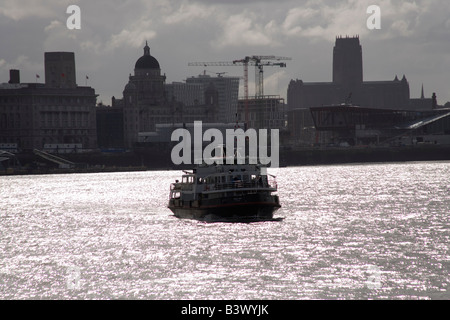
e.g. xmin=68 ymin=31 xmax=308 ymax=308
xmin=165 ymin=82 xmax=205 ymax=106
xmin=0 ymin=52 xmax=97 ymax=152
xmin=96 ymin=105 xmax=124 ymax=149
xmin=109 ymin=42 xmax=220 ymax=149
xmin=309 ymin=104 xmax=450 ymax=146
xmin=287 ymin=36 xmax=416 ymax=111
xmin=237 ymin=96 xmax=286 ymax=130
xmin=286 ymin=108 xmax=317 ymax=147
xmin=186 ymin=74 xmax=240 ymax=123
xmin=44 ymin=52 xmax=77 ymax=89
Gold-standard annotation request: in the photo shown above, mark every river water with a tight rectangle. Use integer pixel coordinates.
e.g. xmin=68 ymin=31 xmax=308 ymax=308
xmin=1 ymin=162 xmax=449 ymax=300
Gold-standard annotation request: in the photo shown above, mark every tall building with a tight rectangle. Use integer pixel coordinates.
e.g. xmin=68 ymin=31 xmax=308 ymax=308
xmin=96 ymin=105 xmax=124 ymax=149
xmin=165 ymin=82 xmax=205 ymax=106
xmin=332 ymin=36 xmax=363 ymax=87
xmin=44 ymin=52 xmax=77 ymax=89
xmin=0 ymin=52 xmax=97 ymax=152
xmin=119 ymin=42 xmax=169 ymax=147
xmin=287 ymin=36 xmax=415 ymax=111
xmin=110 ymin=42 xmax=220 ymax=148
xmin=8 ymin=69 xmax=20 ymax=84
xmin=186 ymin=74 xmax=240 ymax=123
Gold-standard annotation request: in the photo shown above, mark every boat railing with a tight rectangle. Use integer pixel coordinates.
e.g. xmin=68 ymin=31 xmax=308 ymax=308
xmin=203 ymin=177 xmax=277 ymax=192
xmin=171 ymin=175 xmax=278 ymax=193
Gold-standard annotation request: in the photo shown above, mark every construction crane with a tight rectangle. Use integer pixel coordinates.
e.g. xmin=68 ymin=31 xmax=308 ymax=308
xmin=188 ymin=55 xmax=291 ymax=125
xmin=200 ymin=70 xmax=228 ymax=77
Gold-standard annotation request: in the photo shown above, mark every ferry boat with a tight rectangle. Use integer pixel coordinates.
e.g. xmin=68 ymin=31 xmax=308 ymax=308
xmin=168 ymin=156 xmax=281 ymax=222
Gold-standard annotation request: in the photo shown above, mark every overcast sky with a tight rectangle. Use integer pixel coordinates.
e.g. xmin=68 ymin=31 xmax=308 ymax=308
xmin=1 ymin=0 xmax=449 ymax=105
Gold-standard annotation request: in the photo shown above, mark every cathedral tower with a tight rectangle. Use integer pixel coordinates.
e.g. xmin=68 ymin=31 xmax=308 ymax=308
xmin=332 ymin=36 xmax=363 ymax=88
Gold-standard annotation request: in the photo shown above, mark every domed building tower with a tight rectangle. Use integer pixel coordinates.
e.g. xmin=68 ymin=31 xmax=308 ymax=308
xmin=122 ymin=42 xmax=170 ymax=147
xmin=119 ymin=41 xmax=221 ymax=149
xmin=135 ymin=41 xmax=160 ymax=75
xmin=130 ymin=41 xmax=166 ymax=104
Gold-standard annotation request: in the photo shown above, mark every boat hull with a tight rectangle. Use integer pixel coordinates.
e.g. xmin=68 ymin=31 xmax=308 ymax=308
xmin=168 ymin=193 xmax=281 ymax=222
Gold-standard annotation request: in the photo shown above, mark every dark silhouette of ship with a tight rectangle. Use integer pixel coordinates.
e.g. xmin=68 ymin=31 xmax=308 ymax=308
xmin=168 ymin=148 xmax=281 ymax=222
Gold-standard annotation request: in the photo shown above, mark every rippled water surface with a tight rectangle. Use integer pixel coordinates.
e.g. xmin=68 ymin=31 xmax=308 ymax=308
xmin=1 ymin=162 xmax=449 ymax=299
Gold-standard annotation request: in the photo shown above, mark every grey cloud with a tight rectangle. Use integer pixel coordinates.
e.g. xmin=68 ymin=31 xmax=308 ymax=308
xmin=1 ymin=0 xmax=449 ymax=104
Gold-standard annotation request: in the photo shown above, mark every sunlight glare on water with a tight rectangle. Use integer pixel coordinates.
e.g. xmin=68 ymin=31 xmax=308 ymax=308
xmin=1 ymin=162 xmax=449 ymax=299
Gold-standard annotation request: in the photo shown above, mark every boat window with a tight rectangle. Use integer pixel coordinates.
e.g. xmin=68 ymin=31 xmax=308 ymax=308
xmin=172 ymin=192 xmax=180 ymax=199
xmin=182 ymin=176 xmax=195 ymax=184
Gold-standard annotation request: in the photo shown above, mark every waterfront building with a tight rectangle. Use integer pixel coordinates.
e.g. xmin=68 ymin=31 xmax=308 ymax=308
xmin=186 ymin=74 xmax=240 ymax=123
xmin=286 ymin=108 xmax=317 ymax=147
xmin=0 ymin=52 xmax=97 ymax=152
xmin=309 ymin=104 xmax=450 ymax=146
xmin=96 ymin=105 xmax=124 ymax=149
xmin=110 ymin=42 xmax=220 ymax=149
xmin=237 ymin=96 xmax=286 ymax=130
xmin=286 ymin=35 xmax=443 ymax=146
xmin=165 ymin=82 xmax=205 ymax=106
xmin=287 ymin=36 xmax=436 ymax=111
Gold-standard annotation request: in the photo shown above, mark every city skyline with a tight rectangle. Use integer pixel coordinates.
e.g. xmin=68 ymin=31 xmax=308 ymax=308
xmin=1 ymin=0 xmax=449 ymax=105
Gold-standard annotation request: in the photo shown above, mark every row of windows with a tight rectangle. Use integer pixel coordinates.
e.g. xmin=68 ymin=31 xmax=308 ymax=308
xmin=42 ymin=137 xmax=89 ymax=145
xmin=40 ymin=112 xmax=91 ymax=128
xmin=0 ymin=113 xmax=92 ymax=130
xmin=0 ymin=114 xmax=30 ymax=130
xmin=1 ymin=105 xmax=93 ymax=114
xmin=247 ymin=120 xmax=285 ymax=128
xmin=1 ymin=138 xmax=93 ymax=149
xmin=0 ymin=95 xmax=95 ymax=105
xmin=0 ymin=137 xmax=32 ymax=148
xmin=238 ymin=112 xmax=285 ymax=121
xmin=41 ymin=129 xmax=90 ymax=136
